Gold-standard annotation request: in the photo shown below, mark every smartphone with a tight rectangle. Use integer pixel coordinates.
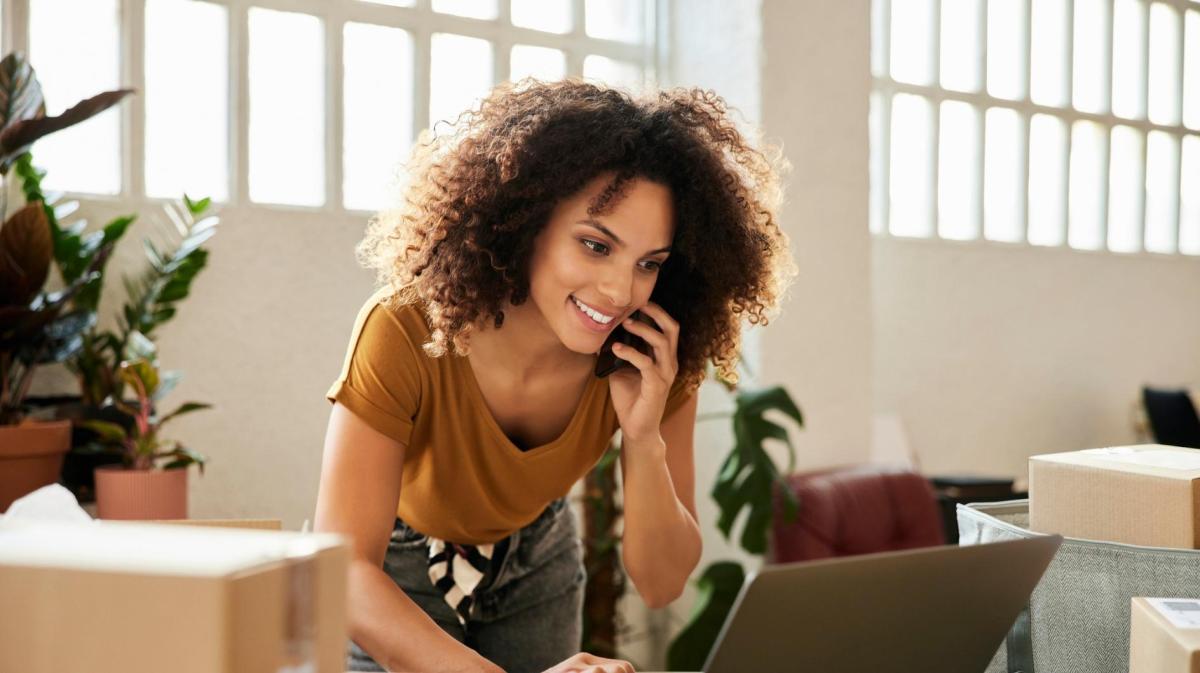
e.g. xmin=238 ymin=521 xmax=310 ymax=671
xmin=594 ymin=310 xmax=659 ymax=378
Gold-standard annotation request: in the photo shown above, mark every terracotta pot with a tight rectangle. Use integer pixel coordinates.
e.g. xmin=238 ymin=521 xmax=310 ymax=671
xmin=94 ymin=465 xmax=189 ymax=520
xmin=0 ymin=419 xmax=72 ymax=513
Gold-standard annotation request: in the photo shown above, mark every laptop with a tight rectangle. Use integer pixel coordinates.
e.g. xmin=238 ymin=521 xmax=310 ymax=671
xmin=702 ymin=535 xmax=1063 ymax=673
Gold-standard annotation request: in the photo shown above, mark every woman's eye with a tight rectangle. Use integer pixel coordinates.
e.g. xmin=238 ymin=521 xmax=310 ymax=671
xmin=640 ymin=260 xmax=663 ymax=272
xmin=581 ymin=239 xmax=609 ymax=255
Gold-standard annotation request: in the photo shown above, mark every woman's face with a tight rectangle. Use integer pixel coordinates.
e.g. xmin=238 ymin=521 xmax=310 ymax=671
xmin=526 ymin=172 xmax=675 ymax=355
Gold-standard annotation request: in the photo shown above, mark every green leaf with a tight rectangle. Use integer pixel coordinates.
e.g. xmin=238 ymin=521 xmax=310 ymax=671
xmin=123 ymin=330 xmax=156 ymax=361
xmin=151 ymin=307 xmax=176 ymax=323
xmin=80 ymin=419 xmax=128 ymax=443
xmin=58 ymin=208 xmax=84 ymax=229
xmin=735 ymin=386 xmax=804 ymax=427
xmin=119 ymin=358 xmax=159 ymax=397
xmin=142 ymin=238 xmax=162 ymax=269
xmin=666 ymin=561 xmax=745 ymax=671
xmin=159 ymin=446 xmax=206 ymax=475
xmin=158 ymin=401 xmax=211 ymax=425
xmin=152 ymin=369 xmax=182 ymax=402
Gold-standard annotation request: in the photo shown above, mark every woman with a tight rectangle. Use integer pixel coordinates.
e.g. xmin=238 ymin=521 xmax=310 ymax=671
xmin=315 ymin=78 xmax=794 ymax=673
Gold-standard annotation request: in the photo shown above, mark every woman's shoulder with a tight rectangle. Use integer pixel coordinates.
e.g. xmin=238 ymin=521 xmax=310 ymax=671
xmin=356 ymin=286 xmax=434 ymax=345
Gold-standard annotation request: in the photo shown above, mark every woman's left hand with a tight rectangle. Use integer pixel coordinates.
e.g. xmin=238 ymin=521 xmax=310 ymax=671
xmin=608 ymin=301 xmax=680 ymax=444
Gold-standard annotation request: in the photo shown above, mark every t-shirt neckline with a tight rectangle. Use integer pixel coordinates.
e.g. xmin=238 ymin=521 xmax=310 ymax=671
xmin=458 ymin=353 xmax=602 ymax=459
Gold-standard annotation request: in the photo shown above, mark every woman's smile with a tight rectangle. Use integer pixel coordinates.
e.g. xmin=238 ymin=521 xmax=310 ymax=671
xmin=568 ymin=294 xmax=620 ymax=333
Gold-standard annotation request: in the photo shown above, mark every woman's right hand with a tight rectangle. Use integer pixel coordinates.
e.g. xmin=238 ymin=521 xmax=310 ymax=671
xmin=540 ymin=652 xmax=636 ymax=673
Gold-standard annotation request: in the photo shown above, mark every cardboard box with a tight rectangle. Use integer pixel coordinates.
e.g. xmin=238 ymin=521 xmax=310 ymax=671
xmin=1029 ymin=444 xmax=1200 ymax=548
xmin=152 ymin=518 xmax=284 ymax=531
xmin=0 ymin=519 xmax=349 ymax=673
xmin=1130 ymin=597 xmax=1200 ymax=672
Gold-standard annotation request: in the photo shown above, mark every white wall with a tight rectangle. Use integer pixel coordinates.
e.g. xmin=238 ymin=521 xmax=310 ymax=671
xmin=874 ymin=236 xmax=1200 ymax=480
xmin=31 ymin=201 xmax=377 ymax=527
xmin=757 ymin=0 xmax=874 ymax=470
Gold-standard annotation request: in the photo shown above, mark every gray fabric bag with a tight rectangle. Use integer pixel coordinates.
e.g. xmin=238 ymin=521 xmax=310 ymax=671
xmin=956 ymin=499 xmax=1200 ymax=673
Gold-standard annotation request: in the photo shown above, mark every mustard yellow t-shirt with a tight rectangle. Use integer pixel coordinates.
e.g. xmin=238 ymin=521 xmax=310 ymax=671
xmin=326 ymin=289 xmax=694 ymax=545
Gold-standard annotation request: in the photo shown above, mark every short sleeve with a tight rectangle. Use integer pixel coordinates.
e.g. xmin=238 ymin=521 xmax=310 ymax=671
xmin=662 ymin=374 xmax=698 ymax=421
xmin=326 ymin=299 xmax=424 ymax=446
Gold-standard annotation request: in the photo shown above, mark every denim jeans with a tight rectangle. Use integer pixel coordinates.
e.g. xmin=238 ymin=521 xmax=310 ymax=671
xmin=347 ymin=497 xmax=586 ymax=673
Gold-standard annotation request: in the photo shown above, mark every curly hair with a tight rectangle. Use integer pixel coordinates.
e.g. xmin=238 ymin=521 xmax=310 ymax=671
xmin=356 ymin=77 xmax=796 ymax=389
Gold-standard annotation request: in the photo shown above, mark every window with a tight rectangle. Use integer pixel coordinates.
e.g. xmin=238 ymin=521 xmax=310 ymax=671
xmin=16 ymin=0 xmax=657 ymax=213
xmin=872 ymin=0 xmax=1200 ymax=256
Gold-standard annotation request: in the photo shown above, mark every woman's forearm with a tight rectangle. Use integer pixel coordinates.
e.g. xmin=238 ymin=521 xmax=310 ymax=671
xmin=347 ymin=559 xmax=504 ymax=673
xmin=619 ymin=435 xmax=703 ymax=608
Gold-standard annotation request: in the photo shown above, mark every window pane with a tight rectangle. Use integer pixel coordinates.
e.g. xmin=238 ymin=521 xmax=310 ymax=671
xmin=432 ymin=0 xmax=498 ymax=20
xmin=29 ymin=0 xmax=121 ymax=195
xmin=1149 ymin=2 xmax=1182 ymax=126
xmin=1111 ymin=0 xmax=1147 ymax=119
xmin=585 ymin=0 xmax=644 ymax=43
xmin=1107 ymin=125 xmax=1144 ymax=253
xmin=987 ymin=0 xmax=1026 ymax=101
xmin=872 ymin=0 xmax=887 ymax=78
xmin=984 ymin=107 xmax=1024 ymax=242
xmin=1180 ymin=135 xmax=1200 ymax=254
xmin=889 ymin=93 xmax=934 ymax=237
xmin=583 ymin=55 xmax=642 ymax=91
xmin=1029 ymin=114 xmax=1068 ymax=247
xmin=870 ymin=92 xmax=886 ymax=234
xmin=941 ymin=0 xmax=984 ymax=92
xmin=248 ymin=8 xmax=325 ymax=206
xmin=1145 ymin=131 xmax=1180 ymax=254
xmin=938 ymin=100 xmax=981 ymax=240
xmin=145 ymin=0 xmax=228 ymax=202
xmin=430 ymin=33 xmax=493 ymax=130
xmin=360 ymin=0 xmax=415 ymax=6
xmin=892 ymin=0 xmax=934 ymax=85
xmin=511 ymin=45 xmax=567 ymax=83
xmin=1069 ymin=121 xmax=1107 ymax=250
xmin=344 ymin=23 xmax=414 ymax=212
xmin=1074 ymin=0 xmax=1111 ymax=114
xmin=1185 ymin=10 xmax=1200 ymax=129
xmin=512 ymin=0 xmax=571 ymax=34
xmin=1031 ymin=0 xmax=1070 ymax=107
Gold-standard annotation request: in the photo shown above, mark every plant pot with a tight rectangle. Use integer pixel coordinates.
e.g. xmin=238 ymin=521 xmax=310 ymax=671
xmin=26 ymin=396 xmax=131 ymax=504
xmin=0 ymin=419 xmax=72 ymax=513
xmin=94 ymin=465 xmax=189 ymax=520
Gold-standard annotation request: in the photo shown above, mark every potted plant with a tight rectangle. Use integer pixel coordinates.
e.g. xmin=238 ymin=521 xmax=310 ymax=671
xmin=80 ymin=336 xmax=210 ymax=520
xmin=0 ymin=201 xmax=109 ymax=511
xmin=0 ymin=49 xmax=134 ymax=508
xmin=0 ymin=50 xmax=218 ymax=504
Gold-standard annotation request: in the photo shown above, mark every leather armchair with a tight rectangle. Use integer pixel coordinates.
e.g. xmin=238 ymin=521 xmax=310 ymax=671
xmin=769 ymin=465 xmax=946 ymax=563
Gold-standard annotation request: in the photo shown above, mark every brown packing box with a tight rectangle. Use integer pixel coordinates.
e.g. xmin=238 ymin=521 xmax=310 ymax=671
xmin=1130 ymin=597 xmax=1200 ymax=672
xmin=0 ymin=519 xmax=349 ymax=673
xmin=152 ymin=518 xmax=284 ymax=531
xmin=1028 ymin=444 xmax=1200 ymax=548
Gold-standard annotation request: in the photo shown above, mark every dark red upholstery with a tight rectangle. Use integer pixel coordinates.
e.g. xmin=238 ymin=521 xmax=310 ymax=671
xmin=769 ymin=465 xmax=946 ymax=563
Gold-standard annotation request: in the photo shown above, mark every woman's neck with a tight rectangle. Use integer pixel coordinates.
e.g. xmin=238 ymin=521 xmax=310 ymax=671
xmin=467 ymin=300 xmax=592 ymax=383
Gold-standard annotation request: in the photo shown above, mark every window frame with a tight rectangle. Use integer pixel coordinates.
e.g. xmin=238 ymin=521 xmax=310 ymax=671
xmin=872 ymin=0 xmax=1200 ymax=258
xmin=8 ymin=0 xmax=661 ymax=214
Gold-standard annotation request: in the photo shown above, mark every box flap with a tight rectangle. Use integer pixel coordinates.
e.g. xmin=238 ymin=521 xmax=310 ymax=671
xmin=1031 ymin=444 xmax=1200 ymax=481
xmin=0 ymin=519 xmax=346 ymax=577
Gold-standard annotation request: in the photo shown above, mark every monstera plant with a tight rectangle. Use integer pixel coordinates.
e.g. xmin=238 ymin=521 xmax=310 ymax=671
xmin=665 ymin=384 xmax=803 ymax=671
xmin=577 ymin=362 xmax=803 ymax=671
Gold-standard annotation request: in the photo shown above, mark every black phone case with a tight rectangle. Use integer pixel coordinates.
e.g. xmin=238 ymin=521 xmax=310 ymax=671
xmin=594 ymin=310 xmax=658 ymax=378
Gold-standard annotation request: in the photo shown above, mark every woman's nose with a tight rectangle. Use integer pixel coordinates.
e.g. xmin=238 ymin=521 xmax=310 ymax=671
xmin=597 ymin=266 xmax=633 ymax=310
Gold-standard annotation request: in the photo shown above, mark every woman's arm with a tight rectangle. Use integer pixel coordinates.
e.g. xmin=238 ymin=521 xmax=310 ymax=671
xmin=314 ymin=402 xmax=504 ymax=673
xmin=619 ymin=392 xmax=703 ymax=609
